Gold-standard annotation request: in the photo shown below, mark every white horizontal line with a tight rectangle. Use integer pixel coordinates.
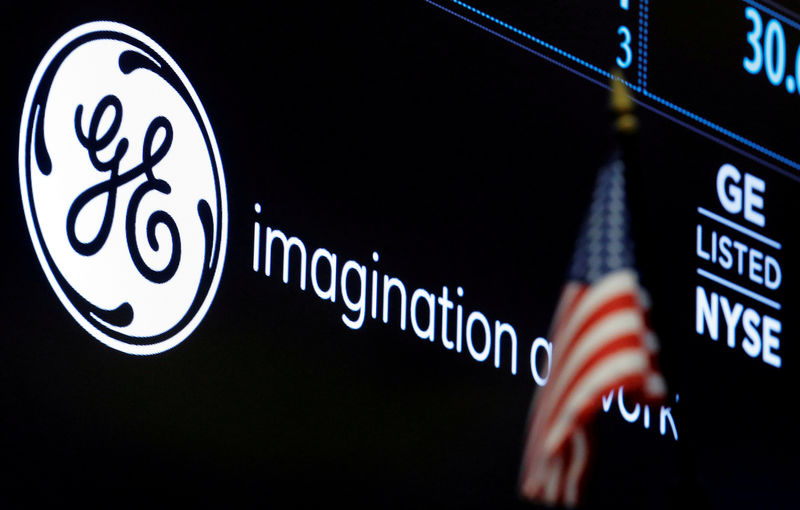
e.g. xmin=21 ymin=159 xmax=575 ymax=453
xmin=697 ymin=207 xmax=782 ymax=250
xmin=697 ymin=268 xmax=781 ymax=310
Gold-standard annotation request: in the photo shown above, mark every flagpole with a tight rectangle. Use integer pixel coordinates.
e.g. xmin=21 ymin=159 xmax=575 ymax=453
xmin=519 ymin=69 xmax=670 ymax=508
xmin=610 ymin=70 xmax=646 ymax=283
xmin=610 ymin=70 xmax=712 ymax=510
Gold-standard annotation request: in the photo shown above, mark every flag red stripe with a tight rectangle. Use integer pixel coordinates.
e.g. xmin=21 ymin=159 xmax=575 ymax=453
xmin=551 ymin=292 xmax=641 ymax=375
xmin=549 ymin=284 xmax=588 ymax=339
xmin=520 ymin=357 xmax=649 ymax=501
xmin=530 ymin=295 xmax=644 ymax=447
xmin=520 ymin=255 xmax=666 ymax=507
xmin=541 ymin=334 xmax=645 ymax=455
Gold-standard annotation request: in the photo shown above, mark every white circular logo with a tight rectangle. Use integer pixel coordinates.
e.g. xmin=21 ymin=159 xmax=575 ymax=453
xmin=19 ymin=22 xmax=228 ymax=355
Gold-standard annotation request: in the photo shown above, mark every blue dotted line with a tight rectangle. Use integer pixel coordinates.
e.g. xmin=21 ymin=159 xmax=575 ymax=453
xmin=643 ymin=91 xmax=800 ymax=170
xmin=449 ymin=0 xmax=639 ymax=91
xmin=643 ymin=0 xmax=649 ymax=90
xmin=743 ymin=0 xmax=800 ymax=33
xmin=425 ymin=0 xmax=621 ymax=93
xmin=638 ymin=0 xmax=644 ymax=88
xmin=444 ymin=0 xmax=800 ymax=172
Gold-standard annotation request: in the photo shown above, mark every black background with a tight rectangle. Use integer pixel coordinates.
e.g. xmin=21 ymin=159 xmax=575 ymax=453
xmin=1 ymin=1 xmax=797 ymax=508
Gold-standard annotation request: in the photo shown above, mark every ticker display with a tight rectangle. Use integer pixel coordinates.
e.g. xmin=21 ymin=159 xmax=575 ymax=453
xmin=1 ymin=1 xmax=796 ymax=508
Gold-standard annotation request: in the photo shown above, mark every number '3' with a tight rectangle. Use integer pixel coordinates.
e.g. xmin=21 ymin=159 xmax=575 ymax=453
xmin=617 ymin=26 xmax=633 ymax=69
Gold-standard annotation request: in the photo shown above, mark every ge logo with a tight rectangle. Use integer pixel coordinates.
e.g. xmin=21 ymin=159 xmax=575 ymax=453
xmin=19 ymin=22 xmax=228 ymax=355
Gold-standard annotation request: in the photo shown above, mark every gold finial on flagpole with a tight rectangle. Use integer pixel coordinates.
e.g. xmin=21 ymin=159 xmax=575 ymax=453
xmin=610 ymin=68 xmax=638 ymax=134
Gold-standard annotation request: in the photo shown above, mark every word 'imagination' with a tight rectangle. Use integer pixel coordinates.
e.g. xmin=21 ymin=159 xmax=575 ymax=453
xmin=252 ymin=203 xmax=552 ymax=385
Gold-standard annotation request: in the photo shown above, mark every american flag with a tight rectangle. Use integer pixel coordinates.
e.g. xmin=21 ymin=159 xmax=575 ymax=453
xmin=518 ymin=158 xmax=666 ymax=507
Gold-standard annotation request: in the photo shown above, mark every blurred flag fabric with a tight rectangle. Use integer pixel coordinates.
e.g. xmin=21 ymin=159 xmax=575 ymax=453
xmin=518 ymin=156 xmax=667 ymax=507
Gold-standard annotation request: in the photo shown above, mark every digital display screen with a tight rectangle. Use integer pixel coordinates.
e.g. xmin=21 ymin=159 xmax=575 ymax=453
xmin=2 ymin=1 xmax=796 ymax=507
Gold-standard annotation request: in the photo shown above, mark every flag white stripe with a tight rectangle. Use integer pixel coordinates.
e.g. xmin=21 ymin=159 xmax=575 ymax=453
xmin=563 ymin=427 xmax=588 ymax=507
xmin=543 ymin=454 xmax=564 ymax=504
xmin=543 ymin=349 xmax=650 ymax=455
xmin=519 ymin=160 xmax=668 ymax=506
